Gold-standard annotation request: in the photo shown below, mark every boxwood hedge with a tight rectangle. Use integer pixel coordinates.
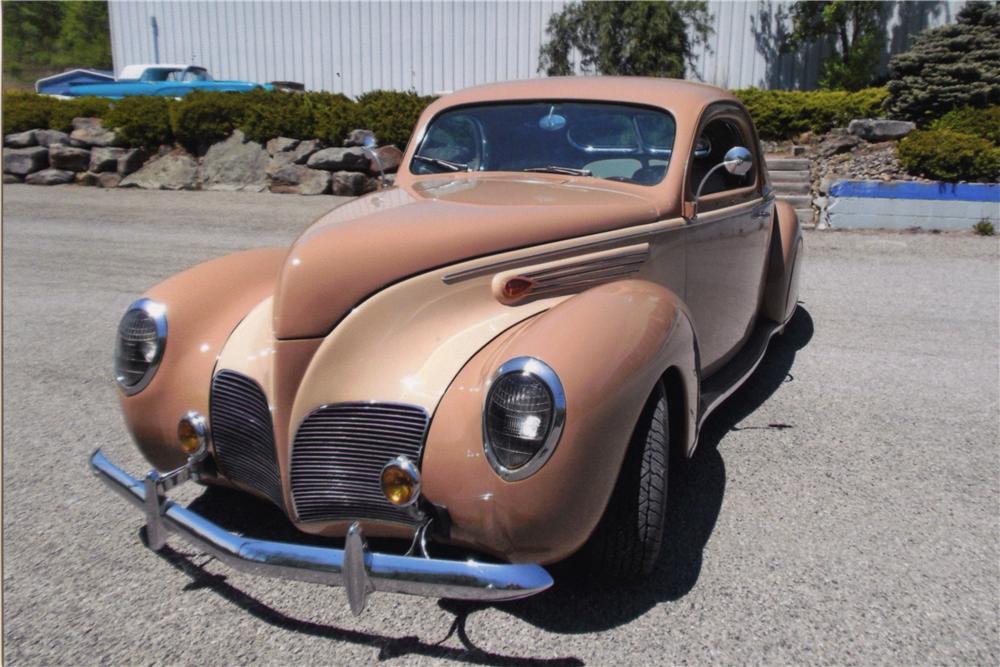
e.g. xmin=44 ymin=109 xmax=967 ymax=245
xmin=8 ymin=87 xmax=997 ymax=183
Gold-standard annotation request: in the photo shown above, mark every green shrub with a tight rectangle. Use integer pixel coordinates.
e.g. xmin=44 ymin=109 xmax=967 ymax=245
xmin=309 ymin=92 xmax=362 ymax=145
xmin=734 ymin=87 xmax=889 ymax=140
xmin=238 ymin=89 xmax=360 ymax=144
xmin=47 ymin=95 xmax=112 ymax=131
xmin=356 ymin=90 xmax=437 ymax=148
xmin=104 ymin=96 xmax=173 ymax=149
xmin=973 ymin=219 xmax=995 ymax=236
xmin=2 ymin=90 xmax=59 ymax=134
xmin=887 ymin=2 xmax=1000 ymax=122
xmin=169 ymin=91 xmax=247 ymax=152
xmin=897 ymin=128 xmax=1000 ymax=181
xmin=932 ymin=106 xmax=1000 ymax=145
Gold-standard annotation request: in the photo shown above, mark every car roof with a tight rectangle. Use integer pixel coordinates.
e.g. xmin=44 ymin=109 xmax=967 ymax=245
xmin=429 ymin=76 xmax=739 ymax=122
xmin=118 ymin=64 xmax=196 ymax=79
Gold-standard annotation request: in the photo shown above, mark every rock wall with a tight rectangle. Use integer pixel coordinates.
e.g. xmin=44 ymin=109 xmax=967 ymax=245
xmin=2 ymin=118 xmax=402 ymax=197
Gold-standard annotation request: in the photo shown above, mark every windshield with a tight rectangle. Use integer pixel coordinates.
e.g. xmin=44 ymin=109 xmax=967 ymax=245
xmin=410 ymin=102 xmax=676 ymax=186
xmin=162 ymin=68 xmax=212 ymax=82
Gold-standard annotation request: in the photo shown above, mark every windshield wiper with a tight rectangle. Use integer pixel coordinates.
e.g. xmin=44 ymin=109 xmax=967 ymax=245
xmin=412 ymin=154 xmax=470 ymax=172
xmin=523 ymin=165 xmax=593 ymax=177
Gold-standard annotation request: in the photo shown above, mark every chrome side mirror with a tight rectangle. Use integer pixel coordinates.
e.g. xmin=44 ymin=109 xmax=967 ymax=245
xmin=362 ymin=135 xmax=386 ymax=191
xmin=721 ymin=146 xmax=752 ymax=177
xmin=689 ymin=146 xmax=753 ymax=220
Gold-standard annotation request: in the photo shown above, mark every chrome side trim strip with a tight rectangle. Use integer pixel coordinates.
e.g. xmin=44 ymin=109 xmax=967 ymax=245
xmin=442 ymin=199 xmax=764 ymax=285
xmin=90 ymin=450 xmax=552 ymax=615
xmin=441 ymin=219 xmax=681 ymax=284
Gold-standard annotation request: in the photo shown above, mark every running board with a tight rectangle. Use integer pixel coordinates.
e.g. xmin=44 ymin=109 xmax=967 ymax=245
xmin=698 ymin=318 xmax=783 ymax=427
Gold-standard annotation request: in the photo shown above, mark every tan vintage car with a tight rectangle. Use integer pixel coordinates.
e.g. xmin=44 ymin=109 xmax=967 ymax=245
xmin=92 ymin=77 xmax=803 ymax=615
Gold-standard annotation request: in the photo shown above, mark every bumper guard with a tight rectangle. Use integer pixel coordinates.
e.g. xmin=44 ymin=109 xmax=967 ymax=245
xmin=89 ymin=449 xmax=552 ymax=615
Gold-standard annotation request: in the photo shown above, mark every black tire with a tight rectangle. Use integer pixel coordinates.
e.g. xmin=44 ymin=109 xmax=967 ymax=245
xmin=579 ymin=382 xmax=670 ymax=580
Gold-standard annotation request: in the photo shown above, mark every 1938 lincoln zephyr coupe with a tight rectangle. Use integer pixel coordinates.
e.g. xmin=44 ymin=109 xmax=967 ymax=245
xmin=91 ymin=77 xmax=802 ymax=615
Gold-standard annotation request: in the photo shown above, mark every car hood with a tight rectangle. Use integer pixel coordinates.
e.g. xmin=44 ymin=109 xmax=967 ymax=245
xmin=273 ymin=175 xmax=661 ymax=339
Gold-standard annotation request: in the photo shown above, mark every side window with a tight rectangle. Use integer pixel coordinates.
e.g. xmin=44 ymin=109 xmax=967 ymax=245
xmin=688 ymin=117 xmax=755 ymax=199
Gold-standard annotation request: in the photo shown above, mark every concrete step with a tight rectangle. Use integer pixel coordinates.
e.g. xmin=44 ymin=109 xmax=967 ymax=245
xmin=765 ymin=157 xmax=810 ymax=171
xmin=795 ymin=208 xmax=816 ymax=225
xmin=778 ymin=194 xmax=812 ymax=209
xmin=768 ymin=170 xmax=810 ymax=183
xmin=771 ymin=181 xmax=811 ymax=195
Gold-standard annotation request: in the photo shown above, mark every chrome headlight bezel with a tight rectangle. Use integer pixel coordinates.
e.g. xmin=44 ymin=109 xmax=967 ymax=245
xmin=482 ymin=356 xmax=566 ymax=481
xmin=114 ymin=298 xmax=167 ymax=396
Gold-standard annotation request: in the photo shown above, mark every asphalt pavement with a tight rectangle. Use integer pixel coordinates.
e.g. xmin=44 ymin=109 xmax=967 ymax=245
xmin=3 ymin=184 xmax=998 ymax=665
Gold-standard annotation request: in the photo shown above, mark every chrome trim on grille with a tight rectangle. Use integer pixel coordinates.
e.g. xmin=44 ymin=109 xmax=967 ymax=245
xmin=290 ymin=402 xmax=429 ymax=524
xmin=209 ymin=370 xmax=284 ymax=508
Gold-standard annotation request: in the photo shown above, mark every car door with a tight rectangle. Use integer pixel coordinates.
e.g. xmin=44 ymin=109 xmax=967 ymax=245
xmin=683 ymin=105 xmax=773 ymax=375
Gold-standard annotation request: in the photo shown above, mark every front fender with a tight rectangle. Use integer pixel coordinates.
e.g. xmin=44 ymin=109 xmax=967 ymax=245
xmin=120 ymin=247 xmax=286 ymax=470
xmin=422 ymin=279 xmax=697 ymax=564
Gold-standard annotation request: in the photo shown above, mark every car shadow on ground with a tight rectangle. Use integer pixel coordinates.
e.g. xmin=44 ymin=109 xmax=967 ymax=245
xmin=152 ymin=306 xmax=812 ymax=658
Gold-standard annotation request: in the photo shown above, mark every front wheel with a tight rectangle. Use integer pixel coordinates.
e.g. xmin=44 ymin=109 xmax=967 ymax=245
xmin=578 ymin=382 xmax=670 ymax=579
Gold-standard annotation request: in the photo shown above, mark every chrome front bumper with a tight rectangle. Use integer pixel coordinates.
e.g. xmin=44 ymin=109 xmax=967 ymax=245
xmin=89 ymin=449 xmax=552 ymax=615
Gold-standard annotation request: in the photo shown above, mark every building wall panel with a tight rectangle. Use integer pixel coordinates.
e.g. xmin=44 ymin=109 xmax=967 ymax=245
xmin=109 ymin=0 xmax=965 ymax=97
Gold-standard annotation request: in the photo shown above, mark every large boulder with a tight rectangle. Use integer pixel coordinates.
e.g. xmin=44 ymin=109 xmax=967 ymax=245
xmin=75 ymin=171 xmax=101 ymax=187
xmin=817 ymin=134 xmax=862 ymax=158
xmin=307 ymin=146 xmax=370 ymax=172
xmin=343 ymin=129 xmax=377 ymax=147
xmin=330 ymin=170 xmax=371 ymax=196
xmin=266 ymin=152 xmax=297 ymax=176
xmin=25 ymin=168 xmax=74 ymax=185
xmin=90 ymin=147 xmax=127 ymax=172
xmin=372 ymin=145 xmax=403 ymax=174
xmin=120 ymin=151 xmax=199 ymax=190
xmin=98 ymin=172 xmax=122 ymax=188
xmin=49 ymin=145 xmax=92 ymax=171
xmin=292 ymin=139 xmax=324 ymax=164
xmin=199 ymin=129 xmax=269 ymax=192
xmin=69 ymin=119 xmax=122 ymax=148
xmin=5 ymin=130 xmax=37 ymax=148
xmin=118 ymin=148 xmax=147 ymax=176
xmin=35 ymin=129 xmax=70 ymax=147
xmin=3 ymin=146 xmax=49 ymax=175
xmin=266 ymin=137 xmax=299 ymax=156
xmin=268 ymin=164 xmax=331 ymax=195
xmin=3 ymin=173 xmax=24 ymax=184
xmin=848 ymin=119 xmax=916 ymax=142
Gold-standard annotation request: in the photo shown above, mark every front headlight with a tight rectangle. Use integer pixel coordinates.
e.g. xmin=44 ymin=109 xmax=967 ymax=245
xmin=114 ymin=298 xmax=167 ymax=395
xmin=483 ymin=356 xmax=566 ymax=481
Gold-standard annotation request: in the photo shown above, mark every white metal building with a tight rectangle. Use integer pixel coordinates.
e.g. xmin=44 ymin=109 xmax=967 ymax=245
xmin=109 ymin=0 xmax=966 ymax=98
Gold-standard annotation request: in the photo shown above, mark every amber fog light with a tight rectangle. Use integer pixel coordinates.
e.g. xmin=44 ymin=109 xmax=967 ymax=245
xmin=177 ymin=411 xmax=208 ymax=457
xmin=380 ymin=456 xmax=421 ymax=506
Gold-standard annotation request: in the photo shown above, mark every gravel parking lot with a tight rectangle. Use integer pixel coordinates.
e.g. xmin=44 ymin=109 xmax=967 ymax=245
xmin=3 ymin=184 xmax=998 ymax=665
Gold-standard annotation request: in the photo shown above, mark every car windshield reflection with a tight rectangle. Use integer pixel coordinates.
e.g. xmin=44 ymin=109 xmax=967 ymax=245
xmin=411 ymin=102 xmax=677 ymax=186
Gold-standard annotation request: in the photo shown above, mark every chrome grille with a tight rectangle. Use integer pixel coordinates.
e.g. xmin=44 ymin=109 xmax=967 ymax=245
xmin=290 ymin=403 xmax=429 ymax=524
xmin=209 ymin=370 xmax=284 ymax=508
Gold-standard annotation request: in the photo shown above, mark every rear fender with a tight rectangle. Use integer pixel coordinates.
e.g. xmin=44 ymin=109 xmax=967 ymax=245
xmin=422 ymin=279 xmax=697 ymax=564
xmin=119 ymin=248 xmax=287 ymax=470
xmin=762 ymin=200 xmax=803 ymax=324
